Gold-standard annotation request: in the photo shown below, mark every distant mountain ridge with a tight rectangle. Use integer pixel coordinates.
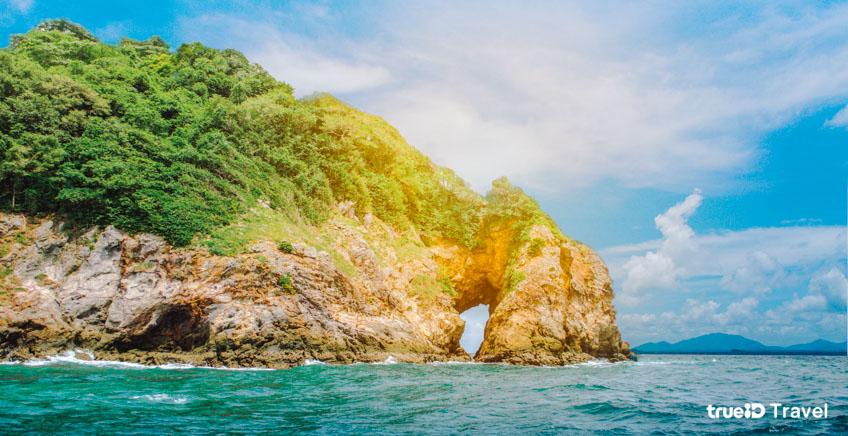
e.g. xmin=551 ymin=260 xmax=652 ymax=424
xmin=634 ymin=333 xmax=847 ymax=355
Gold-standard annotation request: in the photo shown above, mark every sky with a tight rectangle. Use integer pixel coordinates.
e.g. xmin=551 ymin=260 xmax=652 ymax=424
xmin=2 ymin=0 xmax=846 ymax=348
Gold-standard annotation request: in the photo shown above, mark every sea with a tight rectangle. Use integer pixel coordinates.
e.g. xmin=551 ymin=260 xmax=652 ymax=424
xmin=0 ymin=352 xmax=845 ymax=435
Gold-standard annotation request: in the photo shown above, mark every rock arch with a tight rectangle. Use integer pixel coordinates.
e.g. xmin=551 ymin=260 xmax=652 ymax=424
xmin=434 ymin=223 xmax=630 ymax=364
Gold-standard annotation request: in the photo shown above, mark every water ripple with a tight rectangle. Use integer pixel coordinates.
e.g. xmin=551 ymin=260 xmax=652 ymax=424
xmin=0 ymin=354 xmax=844 ymax=434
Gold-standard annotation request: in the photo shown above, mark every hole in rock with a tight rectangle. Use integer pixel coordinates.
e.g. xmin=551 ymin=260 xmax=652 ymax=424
xmin=459 ymin=304 xmax=490 ymax=357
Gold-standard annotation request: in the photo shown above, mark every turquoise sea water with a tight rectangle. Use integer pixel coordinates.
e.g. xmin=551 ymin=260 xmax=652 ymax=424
xmin=0 ymin=353 xmax=845 ymax=435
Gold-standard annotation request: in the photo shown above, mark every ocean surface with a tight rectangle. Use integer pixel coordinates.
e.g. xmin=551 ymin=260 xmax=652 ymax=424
xmin=0 ymin=353 xmax=845 ymax=435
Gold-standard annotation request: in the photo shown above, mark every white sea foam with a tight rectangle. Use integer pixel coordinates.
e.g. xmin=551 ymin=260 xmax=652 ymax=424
xmin=581 ymin=359 xmax=616 ymax=366
xmin=303 ymin=359 xmax=325 ymax=366
xmin=427 ymin=360 xmax=490 ymax=366
xmin=23 ymin=350 xmax=148 ymax=369
xmin=0 ymin=360 xmax=21 ymax=365
xmin=130 ymin=394 xmax=190 ymax=404
xmin=372 ymin=355 xmax=399 ymax=365
xmin=215 ymin=366 xmax=275 ymax=371
xmin=156 ymin=362 xmax=197 ymax=370
xmin=11 ymin=349 xmax=279 ymax=371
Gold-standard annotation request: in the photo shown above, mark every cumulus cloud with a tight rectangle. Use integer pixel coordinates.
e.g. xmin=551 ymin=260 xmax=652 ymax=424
xmin=621 ymin=293 xmax=847 ymax=346
xmin=759 ymin=270 xmax=846 ymax=340
xmin=824 ymin=104 xmax=848 ymax=128
xmin=605 ymin=192 xmax=845 ymax=305
xmin=718 ymin=251 xmax=787 ymax=294
xmin=619 ymin=297 xmax=761 ymax=343
xmin=619 ymin=189 xmax=702 ymax=301
xmin=604 ymin=189 xmax=846 ymax=344
xmin=806 ymin=268 xmax=847 ymax=312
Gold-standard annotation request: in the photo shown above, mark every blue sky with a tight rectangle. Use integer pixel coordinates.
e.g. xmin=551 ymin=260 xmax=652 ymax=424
xmin=2 ymin=0 xmax=846 ymax=347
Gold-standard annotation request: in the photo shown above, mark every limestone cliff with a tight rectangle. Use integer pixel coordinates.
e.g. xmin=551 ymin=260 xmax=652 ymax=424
xmin=0 ymin=204 xmax=631 ymax=367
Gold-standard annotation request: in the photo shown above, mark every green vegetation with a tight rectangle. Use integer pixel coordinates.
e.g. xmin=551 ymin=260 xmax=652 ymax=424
xmin=407 ymin=273 xmax=454 ymax=301
xmin=130 ymin=261 xmax=154 ymax=272
xmin=528 ymin=237 xmax=545 ymax=258
xmin=277 ymin=273 xmax=294 ymax=294
xmin=483 ymin=178 xmax=568 ymax=292
xmin=278 ymin=241 xmax=293 ymax=254
xmin=0 ymin=20 xmax=575 ymax=292
xmin=13 ymin=232 xmax=29 ymax=246
xmin=503 ymin=267 xmax=526 ymax=294
xmin=0 ymin=20 xmax=486 ymax=248
xmin=436 ymin=267 xmax=456 ymax=297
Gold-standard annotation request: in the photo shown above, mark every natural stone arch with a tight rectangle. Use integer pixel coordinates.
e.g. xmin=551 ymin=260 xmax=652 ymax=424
xmin=434 ymin=223 xmax=630 ymax=364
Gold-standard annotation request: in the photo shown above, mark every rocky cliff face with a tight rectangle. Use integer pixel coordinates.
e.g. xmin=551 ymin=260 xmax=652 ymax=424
xmin=0 ymin=211 xmax=631 ymax=367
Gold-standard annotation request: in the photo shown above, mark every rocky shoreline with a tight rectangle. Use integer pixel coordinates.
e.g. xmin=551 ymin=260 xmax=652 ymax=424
xmin=0 ymin=212 xmax=633 ymax=368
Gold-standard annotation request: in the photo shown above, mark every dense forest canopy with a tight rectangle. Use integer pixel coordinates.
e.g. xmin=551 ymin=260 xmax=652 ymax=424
xmin=0 ymin=20 xmax=559 ymax=250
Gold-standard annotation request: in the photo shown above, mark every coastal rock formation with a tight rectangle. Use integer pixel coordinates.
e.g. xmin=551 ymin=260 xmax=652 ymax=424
xmin=0 ymin=210 xmax=632 ymax=367
xmin=435 ymin=224 xmax=628 ymax=365
xmin=0 ymin=22 xmax=632 ymax=368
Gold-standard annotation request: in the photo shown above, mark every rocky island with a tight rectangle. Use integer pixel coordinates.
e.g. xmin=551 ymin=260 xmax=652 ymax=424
xmin=0 ymin=20 xmax=632 ymax=368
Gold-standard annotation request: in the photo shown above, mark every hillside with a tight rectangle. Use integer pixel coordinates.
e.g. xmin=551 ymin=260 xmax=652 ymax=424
xmin=0 ymin=21 xmax=631 ymax=367
xmin=634 ymin=333 xmax=847 ymax=355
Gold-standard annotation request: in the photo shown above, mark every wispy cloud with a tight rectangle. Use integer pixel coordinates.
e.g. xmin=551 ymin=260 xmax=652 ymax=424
xmin=7 ymin=0 xmax=33 ymax=13
xmin=94 ymin=21 xmax=132 ymax=43
xmin=177 ymin=14 xmax=391 ymax=96
xmin=175 ymin=2 xmax=848 ymax=192
xmin=825 ymin=104 xmax=848 ymax=128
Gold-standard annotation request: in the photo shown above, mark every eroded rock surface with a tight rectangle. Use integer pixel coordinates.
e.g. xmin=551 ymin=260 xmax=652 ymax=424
xmin=0 ymin=212 xmax=632 ymax=367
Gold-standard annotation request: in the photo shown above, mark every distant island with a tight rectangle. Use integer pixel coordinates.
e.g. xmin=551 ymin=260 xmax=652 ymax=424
xmin=634 ymin=333 xmax=847 ymax=355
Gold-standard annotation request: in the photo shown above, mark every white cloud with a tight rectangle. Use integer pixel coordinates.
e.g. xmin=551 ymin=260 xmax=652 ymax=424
xmin=249 ymin=40 xmax=391 ymax=96
xmin=8 ymin=0 xmax=33 ymax=13
xmin=176 ymin=2 xmax=848 ymax=192
xmin=763 ymin=270 xmax=846 ymax=333
xmin=718 ymin=251 xmax=787 ymax=294
xmin=716 ymin=297 xmax=759 ymax=325
xmin=604 ymin=192 xmax=845 ymax=304
xmin=808 ymin=267 xmax=847 ymax=311
xmin=95 ymin=21 xmax=131 ymax=43
xmin=621 ymin=294 xmax=847 ymax=346
xmin=825 ymin=104 xmax=848 ymax=128
xmin=620 ymin=296 xmax=762 ymax=343
xmin=606 ymin=190 xmax=846 ymax=345
xmin=619 ymin=189 xmax=701 ymax=299
xmin=177 ymin=15 xmax=391 ymax=97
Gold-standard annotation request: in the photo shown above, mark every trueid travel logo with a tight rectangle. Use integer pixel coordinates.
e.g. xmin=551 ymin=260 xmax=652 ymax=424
xmin=706 ymin=403 xmax=829 ymax=419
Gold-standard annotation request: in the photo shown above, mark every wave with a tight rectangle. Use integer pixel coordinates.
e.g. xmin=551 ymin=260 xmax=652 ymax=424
xmin=372 ymin=355 xmax=399 ymax=365
xmin=214 ymin=366 xmax=276 ymax=371
xmin=22 ymin=350 xmax=148 ymax=369
xmin=2 ymin=351 xmax=694 ymax=370
xmin=130 ymin=394 xmax=190 ymax=405
xmin=427 ymin=360 xmax=490 ymax=366
xmin=4 ymin=349 xmax=276 ymax=371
